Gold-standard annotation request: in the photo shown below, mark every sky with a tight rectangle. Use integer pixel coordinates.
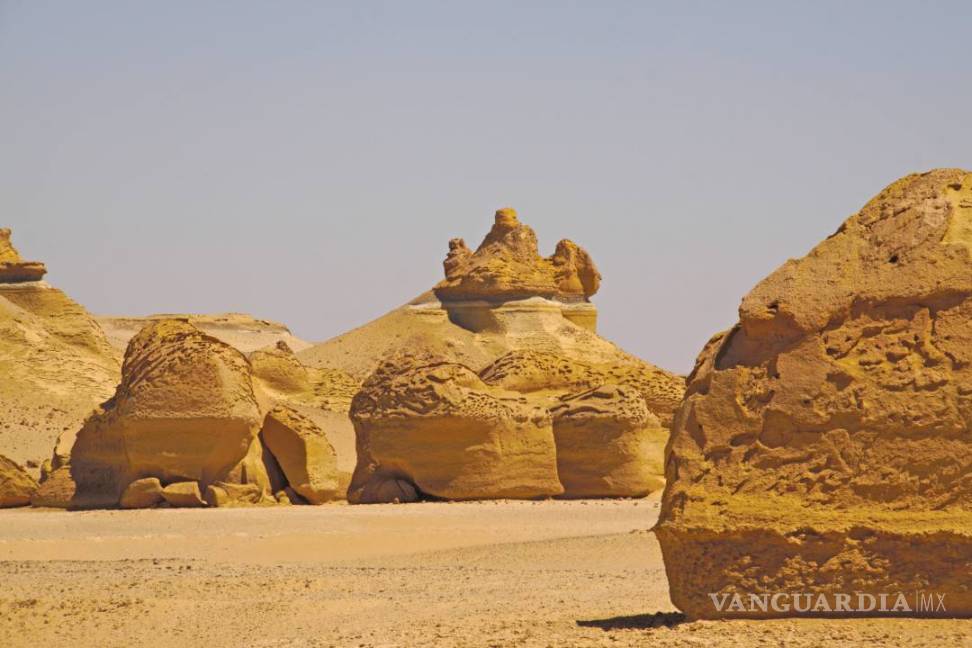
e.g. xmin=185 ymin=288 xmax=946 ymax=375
xmin=2 ymin=1 xmax=971 ymax=373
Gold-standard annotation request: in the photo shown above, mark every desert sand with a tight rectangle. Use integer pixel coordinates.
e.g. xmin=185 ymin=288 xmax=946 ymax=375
xmin=2 ymin=496 xmax=969 ymax=647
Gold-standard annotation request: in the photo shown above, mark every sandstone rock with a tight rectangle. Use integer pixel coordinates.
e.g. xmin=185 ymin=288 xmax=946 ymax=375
xmin=30 ymin=466 xmax=76 ymax=508
xmin=119 ymin=477 xmax=164 ymax=509
xmin=348 ymin=352 xmax=562 ymax=503
xmin=161 ymin=481 xmax=206 ymax=508
xmin=434 ymin=208 xmax=601 ymax=303
xmin=481 ymin=350 xmax=683 ymax=428
xmin=251 ymin=341 xmax=313 ymax=394
xmin=0 ymin=237 xmax=120 ymax=468
xmin=657 ymin=169 xmax=972 ymax=619
xmin=69 ymin=319 xmax=268 ymax=508
xmin=260 ymin=405 xmax=341 ymax=504
xmin=0 ymin=454 xmax=38 ymax=508
xmin=550 ymin=385 xmax=666 ymax=498
xmin=0 ymin=228 xmax=47 ymax=283
xmin=250 ymin=340 xmax=359 ymax=412
xmin=204 ymin=481 xmax=275 ymax=507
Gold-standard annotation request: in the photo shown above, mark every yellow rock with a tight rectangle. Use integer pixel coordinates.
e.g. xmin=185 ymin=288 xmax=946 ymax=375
xmin=260 ymin=405 xmax=341 ymax=504
xmin=161 ymin=481 xmax=206 ymax=508
xmin=434 ymin=209 xmax=600 ymax=302
xmin=30 ymin=466 xmax=75 ymax=508
xmin=0 ymin=230 xmax=120 ymax=469
xmin=657 ymin=169 xmax=972 ymax=619
xmin=119 ymin=477 xmax=164 ymax=509
xmin=349 ymin=352 xmax=563 ymax=503
xmin=0 ymin=454 xmax=37 ymax=508
xmin=0 ymin=228 xmax=47 ymax=282
xmin=551 ymin=386 xmax=666 ymax=498
xmin=204 ymin=481 xmax=276 ymax=507
xmin=69 ymin=319 xmax=267 ymax=508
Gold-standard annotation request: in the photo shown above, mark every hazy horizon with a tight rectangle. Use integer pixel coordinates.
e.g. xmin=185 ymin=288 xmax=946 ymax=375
xmin=3 ymin=1 xmax=971 ymax=373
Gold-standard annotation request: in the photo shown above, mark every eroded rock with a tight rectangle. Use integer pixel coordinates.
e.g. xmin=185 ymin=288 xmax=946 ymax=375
xmin=69 ymin=320 xmax=268 ymax=508
xmin=260 ymin=405 xmax=341 ymax=504
xmin=161 ymin=481 xmax=206 ymax=508
xmin=551 ymin=385 xmax=666 ymax=498
xmin=0 ymin=454 xmax=37 ymax=508
xmin=119 ymin=477 xmax=164 ymax=509
xmin=348 ymin=352 xmax=562 ymax=503
xmin=434 ymin=208 xmax=601 ymax=302
xmin=657 ymin=169 xmax=972 ymax=619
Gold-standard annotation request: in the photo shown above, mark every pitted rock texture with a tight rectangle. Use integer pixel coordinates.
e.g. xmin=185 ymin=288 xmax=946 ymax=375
xmin=434 ymin=208 xmax=601 ymax=302
xmin=0 ymin=454 xmax=37 ymax=508
xmin=551 ymin=385 xmax=667 ymax=498
xmin=0 ymin=228 xmax=47 ymax=283
xmin=657 ymin=169 xmax=972 ymax=619
xmin=349 ymin=348 xmax=681 ymax=502
xmin=348 ymin=352 xmax=563 ymax=503
xmin=480 ymin=350 xmax=683 ymax=429
xmin=68 ymin=320 xmax=268 ymax=509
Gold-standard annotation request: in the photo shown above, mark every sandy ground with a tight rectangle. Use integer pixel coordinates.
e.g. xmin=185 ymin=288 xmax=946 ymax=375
xmin=1 ymin=496 xmax=970 ymax=647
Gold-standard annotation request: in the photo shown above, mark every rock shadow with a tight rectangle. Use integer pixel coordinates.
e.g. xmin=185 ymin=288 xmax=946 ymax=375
xmin=576 ymin=611 xmax=687 ymax=631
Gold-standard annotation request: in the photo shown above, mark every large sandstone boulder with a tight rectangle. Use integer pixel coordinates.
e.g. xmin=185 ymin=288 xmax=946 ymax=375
xmin=657 ymin=169 xmax=972 ymax=619
xmin=349 ymin=352 xmax=563 ymax=503
xmin=68 ymin=320 xmax=269 ymax=508
xmin=0 ymin=454 xmax=37 ymax=508
xmin=260 ymin=405 xmax=341 ymax=504
xmin=550 ymin=386 xmax=666 ymax=498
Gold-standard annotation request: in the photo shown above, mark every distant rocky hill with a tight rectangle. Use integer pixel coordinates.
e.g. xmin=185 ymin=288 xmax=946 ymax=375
xmin=96 ymin=312 xmax=313 ymax=354
xmin=0 ymin=229 xmax=120 ymax=469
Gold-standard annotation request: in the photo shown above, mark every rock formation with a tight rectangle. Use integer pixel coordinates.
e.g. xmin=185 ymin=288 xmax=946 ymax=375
xmin=68 ymin=320 xmax=269 ymax=508
xmin=260 ymin=405 xmax=341 ymax=504
xmin=251 ymin=340 xmax=359 ymax=412
xmin=349 ymin=352 xmax=563 ymax=503
xmin=336 ymin=209 xmax=683 ymax=502
xmin=0 ymin=454 xmax=37 ymax=508
xmin=434 ymin=208 xmax=601 ymax=302
xmin=0 ymin=228 xmax=47 ymax=282
xmin=119 ymin=477 xmax=164 ymax=509
xmin=160 ymin=481 xmax=207 ymax=508
xmin=550 ymin=385 xmax=666 ymax=497
xmin=657 ymin=169 xmax=972 ymax=619
xmin=0 ymin=229 xmax=120 ymax=469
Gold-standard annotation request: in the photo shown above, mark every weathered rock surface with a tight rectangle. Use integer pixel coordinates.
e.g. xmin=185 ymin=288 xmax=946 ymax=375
xmin=0 ymin=229 xmax=120 ymax=468
xmin=0 ymin=228 xmax=47 ymax=283
xmin=251 ymin=340 xmax=359 ymax=412
xmin=69 ymin=320 xmax=268 ymax=508
xmin=657 ymin=169 xmax=972 ymax=619
xmin=349 ymin=352 xmax=563 ymax=503
xmin=161 ymin=481 xmax=206 ymax=508
xmin=30 ymin=466 xmax=75 ymax=508
xmin=260 ymin=405 xmax=341 ymax=504
xmin=550 ymin=385 xmax=666 ymax=498
xmin=119 ymin=477 xmax=164 ymax=509
xmin=0 ymin=454 xmax=38 ymax=508
xmin=434 ymin=208 xmax=600 ymax=302
xmin=204 ymin=481 xmax=275 ymax=507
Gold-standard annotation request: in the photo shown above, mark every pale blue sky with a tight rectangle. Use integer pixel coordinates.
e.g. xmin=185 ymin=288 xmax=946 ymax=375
xmin=2 ymin=1 xmax=970 ymax=372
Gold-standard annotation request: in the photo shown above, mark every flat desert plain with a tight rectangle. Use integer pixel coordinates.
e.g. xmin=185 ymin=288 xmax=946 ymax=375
xmin=1 ymin=496 xmax=969 ymax=647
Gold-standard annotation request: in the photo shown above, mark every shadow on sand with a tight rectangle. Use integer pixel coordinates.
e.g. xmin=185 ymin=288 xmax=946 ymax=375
xmin=577 ymin=611 xmax=687 ymax=631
